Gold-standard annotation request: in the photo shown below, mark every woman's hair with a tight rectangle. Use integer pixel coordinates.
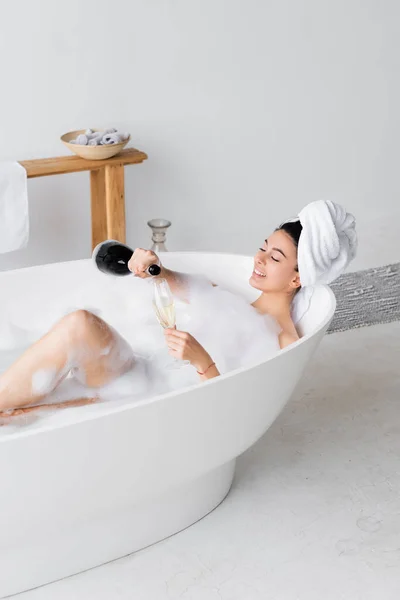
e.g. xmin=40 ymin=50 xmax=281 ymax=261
xmin=276 ymin=220 xmax=303 ymax=248
xmin=276 ymin=220 xmax=303 ymax=273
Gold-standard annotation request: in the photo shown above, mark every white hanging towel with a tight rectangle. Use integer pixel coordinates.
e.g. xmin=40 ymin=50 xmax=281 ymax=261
xmin=0 ymin=162 xmax=29 ymax=253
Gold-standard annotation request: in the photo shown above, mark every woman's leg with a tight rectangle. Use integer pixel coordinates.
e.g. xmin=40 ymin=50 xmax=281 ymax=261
xmin=0 ymin=397 xmax=99 ymax=426
xmin=0 ymin=310 xmax=134 ymax=412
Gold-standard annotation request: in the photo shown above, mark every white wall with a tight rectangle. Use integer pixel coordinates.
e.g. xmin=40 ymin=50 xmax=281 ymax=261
xmin=0 ymin=0 xmax=398 ymax=273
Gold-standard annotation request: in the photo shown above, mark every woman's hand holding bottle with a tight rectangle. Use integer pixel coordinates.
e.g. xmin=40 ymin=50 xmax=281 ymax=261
xmin=128 ymin=248 xmax=161 ymax=278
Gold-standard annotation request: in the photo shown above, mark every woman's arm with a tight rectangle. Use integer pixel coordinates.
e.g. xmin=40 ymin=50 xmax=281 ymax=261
xmin=161 ymin=268 xmax=217 ymax=301
xmin=158 ymin=267 xmax=193 ymax=302
xmin=128 ymin=249 xmax=212 ymax=302
xmin=164 ymin=328 xmax=220 ymax=380
xmin=197 ymin=362 xmax=221 ymax=381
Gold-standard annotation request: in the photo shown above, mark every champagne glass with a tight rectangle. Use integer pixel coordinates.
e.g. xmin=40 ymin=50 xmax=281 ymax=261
xmin=152 ymin=278 xmax=189 ymax=369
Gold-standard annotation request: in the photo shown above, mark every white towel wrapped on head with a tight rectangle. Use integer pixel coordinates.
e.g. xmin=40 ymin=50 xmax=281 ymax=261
xmin=290 ymin=200 xmax=357 ymax=324
xmin=297 ymin=200 xmax=357 ymax=286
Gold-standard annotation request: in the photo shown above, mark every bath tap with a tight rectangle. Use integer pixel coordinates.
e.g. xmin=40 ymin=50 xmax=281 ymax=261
xmin=92 ymin=240 xmax=161 ymax=277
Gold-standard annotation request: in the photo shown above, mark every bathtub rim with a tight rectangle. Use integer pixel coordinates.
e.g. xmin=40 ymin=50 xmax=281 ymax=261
xmin=0 ymin=254 xmax=336 ymax=443
xmin=4 ymin=250 xmax=255 ymax=275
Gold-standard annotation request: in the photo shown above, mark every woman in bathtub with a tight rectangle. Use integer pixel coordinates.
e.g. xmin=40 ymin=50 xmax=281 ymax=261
xmin=0 ymin=200 xmax=356 ymax=418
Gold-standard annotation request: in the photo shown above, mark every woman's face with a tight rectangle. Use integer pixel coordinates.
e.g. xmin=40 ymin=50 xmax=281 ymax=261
xmin=249 ymin=229 xmax=301 ymax=294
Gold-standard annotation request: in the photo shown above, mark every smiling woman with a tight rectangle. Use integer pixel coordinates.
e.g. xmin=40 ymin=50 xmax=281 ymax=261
xmin=252 ymin=221 xmax=303 ymax=286
xmin=0 ymin=201 xmax=356 ymax=418
xmin=250 ymin=221 xmax=303 ymax=348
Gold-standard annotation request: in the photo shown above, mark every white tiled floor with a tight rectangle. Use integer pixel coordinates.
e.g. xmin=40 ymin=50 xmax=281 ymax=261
xmin=18 ymin=322 xmax=400 ymax=600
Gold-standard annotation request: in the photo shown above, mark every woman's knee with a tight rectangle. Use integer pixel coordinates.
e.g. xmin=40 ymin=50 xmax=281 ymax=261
xmin=56 ymin=309 xmax=96 ymax=340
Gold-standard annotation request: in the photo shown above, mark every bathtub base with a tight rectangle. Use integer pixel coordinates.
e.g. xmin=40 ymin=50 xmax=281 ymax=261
xmin=1 ymin=460 xmax=235 ymax=598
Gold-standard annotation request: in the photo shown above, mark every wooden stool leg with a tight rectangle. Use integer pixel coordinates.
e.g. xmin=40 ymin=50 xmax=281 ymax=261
xmin=90 ymin=169 xmax=107 ymax=250
xmin=104 ymin=164 xmax=126 ymax=243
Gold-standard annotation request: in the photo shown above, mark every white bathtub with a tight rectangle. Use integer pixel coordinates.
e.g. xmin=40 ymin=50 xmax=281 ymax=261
xmin=0 ymin=252 xmax=335 ymax=597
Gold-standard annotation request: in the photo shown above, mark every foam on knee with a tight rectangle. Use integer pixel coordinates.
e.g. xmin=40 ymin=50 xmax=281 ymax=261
xmin=31 ymin=368 xmax=59 ymax=396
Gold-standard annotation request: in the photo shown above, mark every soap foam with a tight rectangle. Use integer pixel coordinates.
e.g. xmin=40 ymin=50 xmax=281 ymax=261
xmin=0 ymin=274 xmax=280 ymax=437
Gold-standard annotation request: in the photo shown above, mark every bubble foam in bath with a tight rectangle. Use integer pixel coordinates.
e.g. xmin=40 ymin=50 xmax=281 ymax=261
xmin=0 ymin=273 xmax=280 ymax=436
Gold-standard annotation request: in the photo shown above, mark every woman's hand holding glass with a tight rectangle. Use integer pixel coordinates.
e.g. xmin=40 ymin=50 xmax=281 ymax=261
xmin=163 ymin=328 xmax=212 ymax=372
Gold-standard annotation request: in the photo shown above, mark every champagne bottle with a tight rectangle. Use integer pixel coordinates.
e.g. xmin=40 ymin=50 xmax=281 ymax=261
xmin=92 ymin=240 xmax=161 ymax=277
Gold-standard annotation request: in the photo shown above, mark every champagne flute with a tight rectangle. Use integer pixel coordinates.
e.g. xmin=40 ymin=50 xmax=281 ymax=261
xmin=152 ymin=278 xmax=189 ymax=369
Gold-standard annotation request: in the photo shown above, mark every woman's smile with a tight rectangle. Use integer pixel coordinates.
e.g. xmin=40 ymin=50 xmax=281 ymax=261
xmin=252 ymin=267 xmax=266 ymax=278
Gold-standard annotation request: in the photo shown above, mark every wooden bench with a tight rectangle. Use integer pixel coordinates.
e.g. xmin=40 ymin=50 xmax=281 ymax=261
xmin=20 ymin=148 xmax=148 ymax=250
